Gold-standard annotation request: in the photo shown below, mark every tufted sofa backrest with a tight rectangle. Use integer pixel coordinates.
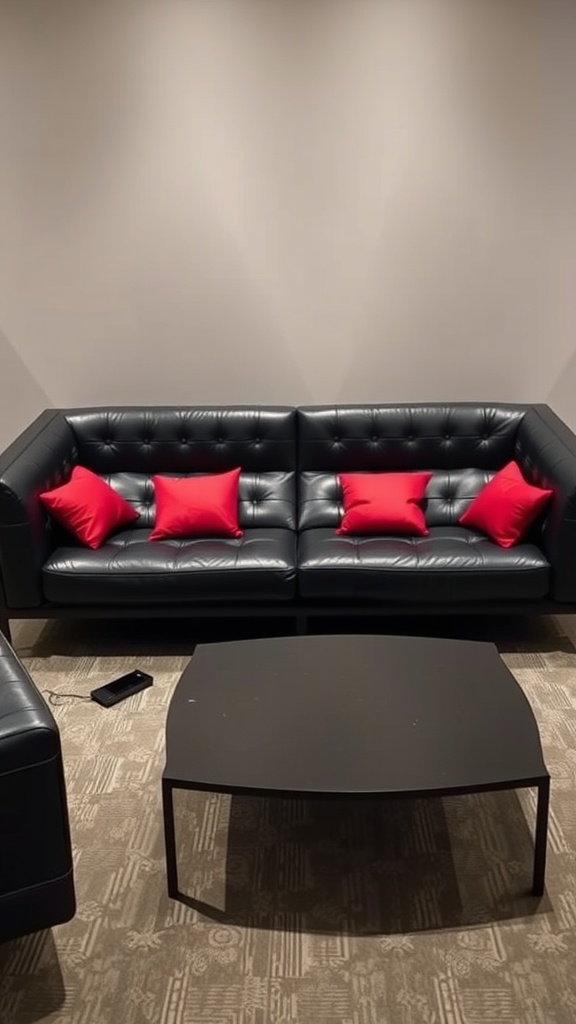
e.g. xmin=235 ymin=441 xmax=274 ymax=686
xmin=64 ymin=407 xmax=297 ymax=530
xmin=60 ymin=404 xmax=532 ymax=532
xmin=65 ymin=407 xmax=296 ymax=472
xmin=297 ymin=404 xmax=528 ymax=530
xmin=297 ymin=405 xmax=527 ymax=471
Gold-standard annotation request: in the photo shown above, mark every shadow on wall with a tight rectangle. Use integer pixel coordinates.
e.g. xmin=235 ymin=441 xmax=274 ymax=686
xmin=0 ymin=0 xmax=557 ymax=410
xmin=0 ymin=2 xmax=145 ymax=227
xmin=0 ymin=0 xmax=321 ymax=408
xmin=547 ymin=348 xmax=576 ymax=434
xmin=89 ymin=167 xmax=319 ymax=406
xmin=0 ymin=329 xmax=51 ymax=450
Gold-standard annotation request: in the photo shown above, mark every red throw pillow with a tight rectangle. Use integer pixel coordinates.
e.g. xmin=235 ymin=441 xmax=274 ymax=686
xmin=150 ymin=467 xmax=243 ymax=540
xmin=40 ymin=466 xmax=138 ymax=549
xmin=459 ymin=461 xmax=552 ymax=548
xmin=337 ymin=472 xmax=432 ymax=536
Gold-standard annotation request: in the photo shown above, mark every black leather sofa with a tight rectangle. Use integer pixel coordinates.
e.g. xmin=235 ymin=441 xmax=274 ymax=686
xmin=0 ymin=402 xmax=575 ymax=641
xmin=0 ymin=633 xmax=75 ymax=942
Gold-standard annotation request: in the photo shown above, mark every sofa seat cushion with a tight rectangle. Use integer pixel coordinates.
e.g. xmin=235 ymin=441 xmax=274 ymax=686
xmin=42 ymin=528 xmax=296 ymax=605
xmin=298 ymin=526 xmax=550 ymax=602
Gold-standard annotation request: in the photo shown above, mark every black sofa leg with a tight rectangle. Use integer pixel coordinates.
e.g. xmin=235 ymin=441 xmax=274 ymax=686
xmin=0 ymin=610 xmax=11 ymax=645
xmin=296 ymin=613 xmax=308 ymax=636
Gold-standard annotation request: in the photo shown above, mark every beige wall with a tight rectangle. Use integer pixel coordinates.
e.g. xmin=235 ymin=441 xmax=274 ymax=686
xmin=0 ymin=0 xmax=573 ymax=447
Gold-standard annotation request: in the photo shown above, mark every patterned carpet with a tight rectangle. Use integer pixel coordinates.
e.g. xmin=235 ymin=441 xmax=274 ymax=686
xmin=1 ymin=616 xmax=576 ymax=1024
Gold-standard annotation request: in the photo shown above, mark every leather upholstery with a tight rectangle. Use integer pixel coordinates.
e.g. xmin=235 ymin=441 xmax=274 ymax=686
xmin=299 ymin=468 xmax=494 ymax=530
xmin=102 ymin=470 xmax=296 ymax=530
xmin=65 ymin=406 xmax=296 ymax=473
xmin=297 ymin=404 xmax=525 ymax=472
xmin=0 ymin=410 xmax=78 ymax=606
xmin=43 ymin=528 xmax=296 ymax=604
xmin=515 ymin=405 xmax=576 ymax=602
xmin=298 ymin=527 xmax=550 ymax=602
xmin=296 ymin=405 xmax=557 ymax=604
xmin=0 ymin=634 xmax=75 ymax=942
xmin=2 ymin=402 xmax=576 ymax=620
xmin=0 ymin=407 xmax=296 ymax=608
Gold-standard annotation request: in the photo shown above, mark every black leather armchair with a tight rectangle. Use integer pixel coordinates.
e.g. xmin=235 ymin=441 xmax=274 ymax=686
xmin=0 ymin=633 xmax=75 ymax=942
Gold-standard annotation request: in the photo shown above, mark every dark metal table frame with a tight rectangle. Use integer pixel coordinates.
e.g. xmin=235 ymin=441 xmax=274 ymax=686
xmin=162 ymin=772 xmax=550 ymax=911
xmin=161 ymin=634 xmax=551 ymax=914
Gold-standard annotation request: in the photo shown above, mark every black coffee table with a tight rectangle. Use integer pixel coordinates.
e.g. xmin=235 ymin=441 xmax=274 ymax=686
xmin=162 ymin=634 xmax=550 ymax=908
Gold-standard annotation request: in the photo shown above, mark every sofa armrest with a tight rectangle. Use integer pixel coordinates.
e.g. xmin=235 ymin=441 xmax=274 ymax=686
xmin=0 ymin=410 xmax=77 ymax=608
xmin=515 ymin=405 xmax=576 ymax=602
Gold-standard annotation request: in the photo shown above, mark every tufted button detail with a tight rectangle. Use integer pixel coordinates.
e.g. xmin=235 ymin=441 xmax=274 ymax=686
xmin=408 ymin=434 xmax=415 ymax=442
xmin=483 ymin=433 xmax=489 ymax=440
xmin=444 ymin=434 xmax=451 ymax=440
xmin=254 ymin=437 xmax=261 ymax=444
xmin=105 ymin=438 xmax=112 ymax=445
xmin=333 ymin=436 xmax=340 ymax=443
xmin=217 ymin=437 xmax=224 ymax=444
xmin=181 ymin=437 xmax=188 ymax=444
xmin=371 ymin=435 xmax=379 ymax=442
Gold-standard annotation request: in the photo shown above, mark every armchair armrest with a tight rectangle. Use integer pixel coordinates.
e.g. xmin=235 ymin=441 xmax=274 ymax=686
xmin=515 ymin=405 xmax=576 ymax=602
xmin=0 ymin=632 xmax=75 ymax=941
xmin=0 ymin=411 xmax=77 ymax=608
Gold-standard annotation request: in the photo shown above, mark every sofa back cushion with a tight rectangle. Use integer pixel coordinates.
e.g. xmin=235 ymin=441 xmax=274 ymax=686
xmin=65 ymin=407 xmax=296 ymax=473
xmin=99 ymin=470 xmax=296 ymax=530
xmin=297 ymin=404 xmax=526 ymax=472
xmin=299 ymin=468 xmax=494 ymax=530
xmin=63 ymin=407 xmax=297 ymax=532
xmin=297 ymin=405 xmax=527 ymax=530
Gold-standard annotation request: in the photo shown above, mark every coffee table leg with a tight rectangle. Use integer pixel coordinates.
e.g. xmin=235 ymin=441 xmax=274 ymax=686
xmin=162 ymin=778 xmax=179 ymax=899
xmin=532 ymin=776 xmax=550 ymax=898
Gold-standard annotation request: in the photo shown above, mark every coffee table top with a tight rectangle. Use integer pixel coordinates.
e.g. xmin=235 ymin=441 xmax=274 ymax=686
xmin=164 ymin=635 xmax=548 ymax=797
